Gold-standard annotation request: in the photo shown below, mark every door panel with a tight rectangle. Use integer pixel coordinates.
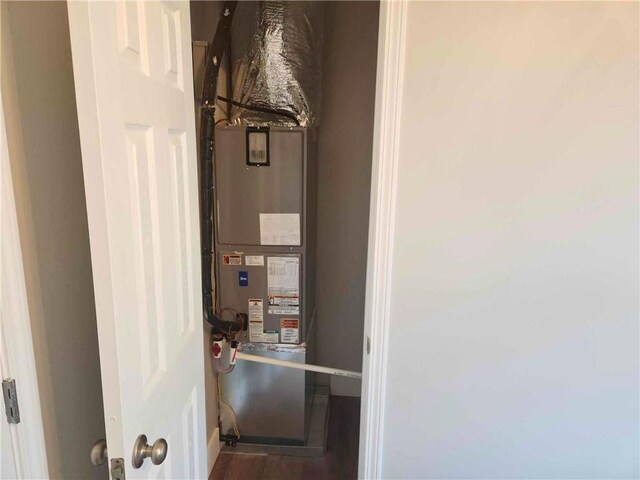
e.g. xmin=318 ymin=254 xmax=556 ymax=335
xmin=68 ymin=2 xmax=205 ymax=478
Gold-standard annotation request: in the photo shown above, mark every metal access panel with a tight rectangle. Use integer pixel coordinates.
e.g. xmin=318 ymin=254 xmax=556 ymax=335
xmin=215 ymin=127 xmax=306 ymax=246
xmin=218 ymin=251 xmax=306 ymax=341
xmin=222 ymin=345 xmax=306 ymax=444
xmin=218 ymin=249 xmax=308 ymax=442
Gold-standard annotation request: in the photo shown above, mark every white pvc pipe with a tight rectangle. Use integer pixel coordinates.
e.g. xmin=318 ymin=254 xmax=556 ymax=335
xmin=236 ymin=351 xmax=362 ymax=379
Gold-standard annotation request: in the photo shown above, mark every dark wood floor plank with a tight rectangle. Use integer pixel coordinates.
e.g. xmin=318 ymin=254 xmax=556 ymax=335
xmin=325 ymin=396 xmax=360 ymax=480
xmin=210 ymin=396 xmax=360 ymax=480
xmin=227 ymin=454 xmax=267 ymax=480
xmin=209 ymin=453 xmax=267 ymax=480
xmin=262 ymin=455 xmax=307 ymax=480
xmin=209 ymin=453 xmax=234 ymax=480
xmin=301 ymin=457 xmax=332 ymax=480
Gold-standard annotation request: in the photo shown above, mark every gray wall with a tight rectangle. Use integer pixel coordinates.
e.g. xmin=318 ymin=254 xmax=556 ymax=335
xmin=1 ymin=2 xmax=106 ymax=479
xmin=316 ymin=1 xmax=379 ymax=396
xmin=190 ymin=0 xmax=222 ymax=44
xmin=381 ymin=2 xmax=639 ymax=478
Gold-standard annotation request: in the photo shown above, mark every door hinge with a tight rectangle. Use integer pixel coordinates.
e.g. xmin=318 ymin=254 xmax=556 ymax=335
xmin=2 ymin=379 xmax=20 ymax=424
xmin=110 ymin=458 xmax=126 ymax=480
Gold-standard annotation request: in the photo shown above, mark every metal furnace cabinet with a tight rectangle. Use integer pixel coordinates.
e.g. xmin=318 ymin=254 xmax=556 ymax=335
xmin=215 ymin=126 xmax=316 ymax=445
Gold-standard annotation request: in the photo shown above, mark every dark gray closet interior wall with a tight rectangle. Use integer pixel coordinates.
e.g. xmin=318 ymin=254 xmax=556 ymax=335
xmin=190 ymin=0 xmax=223 ymax=43
xmin=316 ymin=1 xmax=380 ymax=396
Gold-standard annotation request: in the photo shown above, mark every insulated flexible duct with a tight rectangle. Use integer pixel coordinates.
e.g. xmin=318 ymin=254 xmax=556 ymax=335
xmin=229 ymin=1 xmax=322 ymax=126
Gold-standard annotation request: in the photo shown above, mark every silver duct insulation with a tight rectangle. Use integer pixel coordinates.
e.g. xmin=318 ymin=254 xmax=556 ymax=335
xmin=230 ymin=1 xmax=322 ymax=127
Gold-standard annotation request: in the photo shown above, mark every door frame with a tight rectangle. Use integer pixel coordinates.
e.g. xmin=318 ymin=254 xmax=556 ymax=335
xmin=358 ymin=1 xmax=407 ymax=478
xmin=0 ymin=76 xmax=50 ymax=479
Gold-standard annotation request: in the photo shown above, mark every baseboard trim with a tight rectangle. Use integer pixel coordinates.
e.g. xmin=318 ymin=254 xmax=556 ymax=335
xmin=208 ymin=427 xmax=221 ymax=475
xmin=331 ymin=376 xmax=362 ymax=397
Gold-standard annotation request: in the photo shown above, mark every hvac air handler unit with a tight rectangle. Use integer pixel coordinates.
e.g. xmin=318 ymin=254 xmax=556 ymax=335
xmin=196 ymin=1 xmax=347 ymax=455
xmin=214 ymin=125 xmax=317 ymax=447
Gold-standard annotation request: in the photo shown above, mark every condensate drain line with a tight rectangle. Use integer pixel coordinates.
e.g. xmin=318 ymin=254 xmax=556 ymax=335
xmin=235 ymin=352 xmax=362 ymax=379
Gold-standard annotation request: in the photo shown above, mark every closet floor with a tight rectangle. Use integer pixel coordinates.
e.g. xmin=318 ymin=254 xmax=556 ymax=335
xmin=209 ymin=396 xmax=360 ymax=480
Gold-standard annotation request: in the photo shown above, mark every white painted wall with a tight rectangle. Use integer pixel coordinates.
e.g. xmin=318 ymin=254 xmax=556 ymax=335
xmin=381 ymin=3 xmax=639 ymax=478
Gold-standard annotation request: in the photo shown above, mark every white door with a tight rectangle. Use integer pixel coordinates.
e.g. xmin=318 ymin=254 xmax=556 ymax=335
xmin=67 ymin=2 xmax=206 ymax=478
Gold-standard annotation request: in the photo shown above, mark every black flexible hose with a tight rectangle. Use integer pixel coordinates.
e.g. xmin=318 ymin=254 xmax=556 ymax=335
xmin=199 ymin=1 xmax=237 ymax=333
xmin=204 ymin=311 xmax=242 ymax=335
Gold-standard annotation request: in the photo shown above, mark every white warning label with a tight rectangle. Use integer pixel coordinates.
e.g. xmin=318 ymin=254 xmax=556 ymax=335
xmin=245 ymin=255 xmax=264 ymax=266
xmin=267 ymin=256 xmax=300 ymax=315
xmin=269 ymin=307 xmax=300 ymax=315
xmin=280 ymin=318 xmax=299 ymax=344
xmin=259 ymin=213 xmax=301 ymax=246
xmin=261 ymin=331 xmax=279 ymax=343
xmin=248 ymin=299 xmax=278 ymax=343
xmin=248 ymin=299 xmax=264 ymax=342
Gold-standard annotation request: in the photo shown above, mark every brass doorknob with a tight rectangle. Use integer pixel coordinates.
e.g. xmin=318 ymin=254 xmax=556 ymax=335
xmin=90 ymin=438 xmax=108 ymax=466
xmin=131 ymin=434 xmax=168 ymax=468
